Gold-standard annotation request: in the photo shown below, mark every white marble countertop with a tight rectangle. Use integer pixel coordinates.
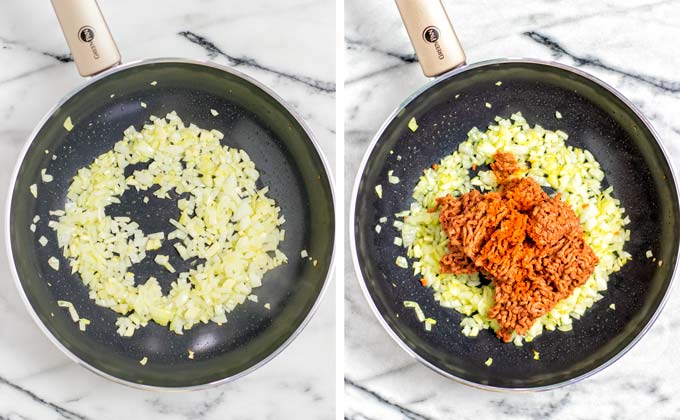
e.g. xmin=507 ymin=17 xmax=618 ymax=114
xmin=345 ymin=0 xmax=680 ymax=419
xmin=0 ymin=0 xmax=335 ymax=419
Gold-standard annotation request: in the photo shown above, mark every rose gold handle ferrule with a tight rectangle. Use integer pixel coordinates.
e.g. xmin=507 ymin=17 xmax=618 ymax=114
xmin=50 ymin=0 xmax=121 ymax=77
xmin=395 ymin=0 xmax=466 ymax=77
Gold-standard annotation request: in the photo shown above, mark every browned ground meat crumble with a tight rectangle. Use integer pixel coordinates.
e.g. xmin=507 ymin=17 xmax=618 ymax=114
xmin=436 ymin=152 xmax=598 ymax=342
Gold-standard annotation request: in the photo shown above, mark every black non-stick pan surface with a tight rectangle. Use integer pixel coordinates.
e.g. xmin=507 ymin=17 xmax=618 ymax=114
xmin=352 ymin=59 xmax=679 ymax=390
xmin=8 ymin=59 xmax=334 ymax=389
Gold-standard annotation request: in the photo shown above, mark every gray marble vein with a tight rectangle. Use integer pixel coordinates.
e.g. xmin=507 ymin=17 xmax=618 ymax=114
xmin=178 ymin=31 xmax=336 ymax=93
xmin=345 ymin=0 xmax=680 ymax=419
xmin=0 ymin=0 xmax=335 ymax=419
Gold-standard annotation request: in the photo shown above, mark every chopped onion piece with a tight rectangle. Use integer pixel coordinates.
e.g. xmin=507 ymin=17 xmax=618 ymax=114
xmin=146 ymin=239 xmax=162 ymax=251
xmin=50 ymin=112 xmax=286 ymax=337
xmin=485 ymin=102 xmax=492 ymax=109
xmin=58 ymin=300 xmax=79 ymax=322
xmin=408 ymin=117 xmax=418 ymax=132
xmin=30 ymin=184 xmax=37 ymax=198
xmin=375 ymin=224 xmax=381 ymax=234
xmin=188 ymin=350 xmax=195 ymax=359
xmin=38 ymin=236 xmax=48 ymax=246
xmin=48 ymin=257 xmax=59 ymax=271
xmin=79 ymin=318 xmax=90 ymax=331
xmin=387 ymin=170 xmax=400 ymax=184
xmin=139 ymin=357 xmax=148 ymax=366
xmin=555 ymin=111 xmax=562 ymax=119
xmin=301 ymin=249 xmax=308 ymax=258
xmin=63 ymin=117 xmax=74 ymax=131
xmin=154 ymin=254 xmax=175 ymax=273
xmin=403 ymin=301 xmax=425 ymax=322
xmin=41 ymin=169 xmax=53 ymax=183
xmin=533 ymin=350 xmax=540 ymax=360
xmin=396 ymin=256 xmax=408 ymax=269
xmin=264 ymin=303 xmax=271 ymax=310
xmin=210 ymin=109 xmax=219 ymax=116
xmin=485 ymin=357 xmax=493 ymax=366
xmin=375 ymin=184 xmax=383 ymax=199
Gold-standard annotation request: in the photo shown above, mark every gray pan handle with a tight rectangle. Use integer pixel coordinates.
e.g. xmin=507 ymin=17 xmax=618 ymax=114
xmin=50 ymin=0 xmax=121 ymax=77
xmin=395 ymin=0 xmax=466 ymax=77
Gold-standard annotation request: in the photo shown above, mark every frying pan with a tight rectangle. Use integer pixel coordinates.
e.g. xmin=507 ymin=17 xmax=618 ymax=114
xmin=6 ymin=0 xmax=334 ymax=389
xmin=351 ymin=0 xmax=680 ymax=390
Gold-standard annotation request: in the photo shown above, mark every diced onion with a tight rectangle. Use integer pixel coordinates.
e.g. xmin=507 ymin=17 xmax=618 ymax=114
xmin=395 ymin=256 xmax=408 ymax=269
xmin=403 ymin=300 xmax=425 ymax=322
xmin=49 ymin=112 xmax=286 ymax=337
xmin=408 ymin=117 xmax=418 ymax=132
xmin=41 ymin=169 xmax=53 ymax=183
xmin=79 ymin=318 xmax=90 ymax=331
xmin=48 ymin=257 xmax=59 ymax=271
xmin=388 ymin=170 xmax=400 ymax=184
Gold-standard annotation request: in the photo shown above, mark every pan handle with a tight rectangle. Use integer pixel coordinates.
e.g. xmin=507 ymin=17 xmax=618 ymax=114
xmin=395 ymin=0 xmax=466 ymax=77
xmin=50 ymin=0 xmax=121 ymax=77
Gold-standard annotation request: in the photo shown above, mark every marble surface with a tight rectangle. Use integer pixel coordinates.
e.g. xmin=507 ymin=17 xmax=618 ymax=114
xmin=0 ymin=0 xmax=335 ymax=419
xmin=345 ymin=0 xmax=680 ymax=419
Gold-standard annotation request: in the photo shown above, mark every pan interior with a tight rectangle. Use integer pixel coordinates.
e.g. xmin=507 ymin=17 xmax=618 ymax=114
xmin=354 ymin=61 xmax=679 ymax=389
xmin=9 ymin=61 xmax=334 ymax=388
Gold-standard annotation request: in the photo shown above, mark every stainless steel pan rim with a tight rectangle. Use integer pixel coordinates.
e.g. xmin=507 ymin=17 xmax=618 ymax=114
xmin=6 ymin=57 xmax=336 ymax=392
xmin=349 ymin=57 xmax=680 ymax=392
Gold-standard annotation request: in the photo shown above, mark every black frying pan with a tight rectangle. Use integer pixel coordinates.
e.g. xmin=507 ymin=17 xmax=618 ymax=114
xmin=6 ymin=2 xmax=334 ymax=389
xmin=351 ymin=0 xmax=679 ymax=390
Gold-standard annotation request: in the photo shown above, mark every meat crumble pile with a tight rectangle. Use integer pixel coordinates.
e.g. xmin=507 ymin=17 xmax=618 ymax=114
xmin=436 ymin=152 xmax=598 ymax=342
